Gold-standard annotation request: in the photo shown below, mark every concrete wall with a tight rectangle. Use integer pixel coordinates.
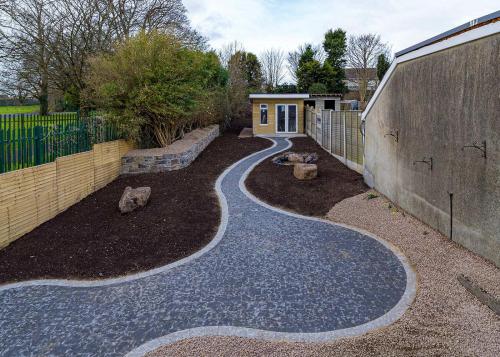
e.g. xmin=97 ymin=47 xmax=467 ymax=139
xmin=364 ymin=33 xmax=500 ymax=266
xmin=252 ymin=99 xmax=305 ymax=135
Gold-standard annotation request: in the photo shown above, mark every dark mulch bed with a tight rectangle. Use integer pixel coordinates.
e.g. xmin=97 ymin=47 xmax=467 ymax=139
xmin=246 ymin=137 xmax=368 ymax=217
xmin=0 ymin=131 xmax=271 ymax=284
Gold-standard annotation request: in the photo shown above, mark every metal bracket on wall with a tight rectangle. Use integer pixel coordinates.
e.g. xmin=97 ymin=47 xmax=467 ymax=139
xmin=462 ymin=140 xmax=486 ymax=158
xmin=384 ymin=129 xmax=399 ymax=143
xmin=413 ymin=157 xmax=433 ymax=170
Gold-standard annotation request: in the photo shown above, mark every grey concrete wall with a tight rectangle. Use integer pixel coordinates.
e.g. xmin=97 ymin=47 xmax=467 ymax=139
xmin=364 ymin=34 xmax=500 ymax=266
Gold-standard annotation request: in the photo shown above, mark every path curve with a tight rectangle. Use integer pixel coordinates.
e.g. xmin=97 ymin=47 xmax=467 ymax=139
xmin=0 ymin=138 xmax=416 ymax=356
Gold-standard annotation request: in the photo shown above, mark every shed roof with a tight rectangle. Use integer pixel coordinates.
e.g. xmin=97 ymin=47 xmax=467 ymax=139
xmin=309 ymin=93 xmax=342 ymax=98
xmin=249 ymin=94 xmax=309 ymax=99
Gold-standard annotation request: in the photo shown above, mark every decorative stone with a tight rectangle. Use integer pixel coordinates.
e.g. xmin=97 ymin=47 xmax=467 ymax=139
xmin=119 ymin=186 xmax=151 ymax=213
xmin=294 ymin=163 xmax=317 ymax=180
xmin=272 ymin=152 xmax=318 ymax=166
xmin=287 ymin=153 xmax=304 ymax=163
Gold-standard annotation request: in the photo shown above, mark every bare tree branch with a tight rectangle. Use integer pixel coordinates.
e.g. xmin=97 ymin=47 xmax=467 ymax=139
xmin=260 ymin=48 xmax=285 ymax=91
xmin=346 ymin=33 xmax=389 ymax=103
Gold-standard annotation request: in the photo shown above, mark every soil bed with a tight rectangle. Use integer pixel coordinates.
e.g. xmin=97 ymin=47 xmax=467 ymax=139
xmin=246 ymin=137 xmax=368 ymax=216
xmin=0 ymin=131 xmax=271 ymax=284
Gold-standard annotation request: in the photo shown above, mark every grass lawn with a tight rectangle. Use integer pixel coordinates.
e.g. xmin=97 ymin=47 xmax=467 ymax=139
xmin=0 ymin=105 xmax=40 ymax=114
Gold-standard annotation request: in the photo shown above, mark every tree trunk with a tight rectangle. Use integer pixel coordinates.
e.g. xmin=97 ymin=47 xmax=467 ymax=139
xmin=39 ymin=75 xmax=49 ymax=115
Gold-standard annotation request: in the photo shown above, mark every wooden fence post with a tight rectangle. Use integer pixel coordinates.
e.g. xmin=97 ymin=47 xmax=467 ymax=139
xmin=342 ymin=112 xmax=347 ymax=164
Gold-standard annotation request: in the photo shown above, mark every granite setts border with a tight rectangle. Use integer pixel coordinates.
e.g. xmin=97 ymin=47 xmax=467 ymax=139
xmin=121 ymin=125 xmax=219 ymax=174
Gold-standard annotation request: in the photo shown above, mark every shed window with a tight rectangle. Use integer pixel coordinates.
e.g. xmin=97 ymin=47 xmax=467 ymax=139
xmin=260 ymin=104 xmax=268 ymax=125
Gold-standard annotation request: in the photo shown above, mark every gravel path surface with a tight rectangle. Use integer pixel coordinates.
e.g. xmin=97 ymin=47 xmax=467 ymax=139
xmin=148 ymin=190 xmax=499 ymax=357
xmin=0 ymin=140 xmax=414 ymax=356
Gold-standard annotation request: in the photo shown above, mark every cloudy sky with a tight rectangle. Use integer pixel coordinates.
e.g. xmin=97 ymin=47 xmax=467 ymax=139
xmin=184 ymin=0 xmax=497 ymax=56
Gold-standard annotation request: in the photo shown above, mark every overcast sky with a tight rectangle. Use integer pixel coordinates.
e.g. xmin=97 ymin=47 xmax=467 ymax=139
xmin=184 ymin=0 xmax=498 ymax=58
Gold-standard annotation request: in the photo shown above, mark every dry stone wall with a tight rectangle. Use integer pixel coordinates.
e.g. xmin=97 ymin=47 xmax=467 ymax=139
xmin=121 ymin=125 xmax=219 ymax=174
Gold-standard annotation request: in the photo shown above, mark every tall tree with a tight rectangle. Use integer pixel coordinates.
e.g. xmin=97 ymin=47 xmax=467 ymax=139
xmin=287 ymin=43 xmax=324 ymax=83
xmin=218 ymin=41 xmax=244 ymax=68
xmin=296 ymin=44 xmax=331 ymax=93
xmin=224 ymin=49 xmax=263 ymax=123
xmin=226 ymin=51 xmax=249 ymax=123
xmin=241 ymin=52 xmax=263 ymax=90
xmin=323 ymin=28 xmax=347 ymax=93
xmin=346 ymin=33 xmax=389 ymax=103
xmin=260 ymin=48 xmax=285 ymax=92
xmin=0 ymin=0 xmax=54 ymax=114
xmin=376 ymin=53 xmax=391 ymax=81
xmin=0 ymin=0 xmax=206 ymax=112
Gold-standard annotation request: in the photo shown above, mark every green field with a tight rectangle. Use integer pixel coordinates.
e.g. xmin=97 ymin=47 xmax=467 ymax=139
xmin=0 ymin=105 xmax=40 ymax=114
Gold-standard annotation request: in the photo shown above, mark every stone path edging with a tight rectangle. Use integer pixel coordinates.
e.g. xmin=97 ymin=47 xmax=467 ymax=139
xmin=0 ymin=140 xmax=278 ymax=292
xmin=124 ymin=138 xmax=417 ymax=357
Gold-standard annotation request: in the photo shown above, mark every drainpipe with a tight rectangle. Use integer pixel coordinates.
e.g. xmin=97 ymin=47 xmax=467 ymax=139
xmin=448 ymin=191 xmax=453 ymax=241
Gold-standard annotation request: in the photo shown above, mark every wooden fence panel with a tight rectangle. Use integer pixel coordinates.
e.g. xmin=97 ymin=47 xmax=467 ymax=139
xmin=33 ymin=163 xmax=58 ymax=224
xmin=0 ymin=206 xmax=8 ymax=247
xmin=94 ymin=141 xmax=120 ymax=191
xmin=0 ymin=139 xmax=133 ymax=249
xmin=0 ymin=168 xmax=38 ymax=245
xmin=56 ymin=151 xmax=95 ymax=212
xmin=305 ymin=107 xmax=363 ymax=173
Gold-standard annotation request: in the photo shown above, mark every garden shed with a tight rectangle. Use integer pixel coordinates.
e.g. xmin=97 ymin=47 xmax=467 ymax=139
xmin=250 ymin=94 xmax=308 ymax=136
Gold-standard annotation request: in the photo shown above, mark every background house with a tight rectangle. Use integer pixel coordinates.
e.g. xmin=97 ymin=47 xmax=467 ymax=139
xmin=343 ymin=68 xmax=379 ymax=106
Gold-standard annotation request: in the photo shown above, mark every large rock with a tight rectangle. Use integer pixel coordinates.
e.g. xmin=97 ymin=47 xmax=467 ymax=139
xmin=287 ymin=153 xmax=305 ymax=163
xmin=119 ymin=186 xmax=151 ymax=214
xmin=293 ymin=163 xmax=318 ymax=180
xmin=272 ymin=152 xmax=319 ymax=166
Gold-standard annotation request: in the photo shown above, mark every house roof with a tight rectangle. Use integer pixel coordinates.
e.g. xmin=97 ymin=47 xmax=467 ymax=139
xmin=249 ymin=94 xmax=310 ymax=99
xmin=344 ymin=68 xmax=377 ymax=80
xmin=395 ymin=10 xmax=500 ymax=57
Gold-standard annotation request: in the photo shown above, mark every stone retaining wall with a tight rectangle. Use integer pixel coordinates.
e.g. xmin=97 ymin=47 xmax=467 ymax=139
xmin=121 ymin=125 xmax=219 ymax=174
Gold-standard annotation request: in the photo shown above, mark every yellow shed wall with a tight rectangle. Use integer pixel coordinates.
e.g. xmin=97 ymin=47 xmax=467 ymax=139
xmin=252 ymin=99 xmax=304 ymax=135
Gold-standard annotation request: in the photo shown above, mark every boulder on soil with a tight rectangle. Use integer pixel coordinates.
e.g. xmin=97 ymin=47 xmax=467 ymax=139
xmin=293 ymin=163 xmax=317 ymax=180
xmin=272 ymin=152 xmax=318 ymax=166
xmin=287 ymin=152 xmax=305 ymax=163
xmin=119 ymin=186 xmax=151 ymax=213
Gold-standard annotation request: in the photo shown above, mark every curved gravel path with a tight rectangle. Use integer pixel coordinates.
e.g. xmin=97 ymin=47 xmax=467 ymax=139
xmin=0 ymin=138 xmax=415 ymax=356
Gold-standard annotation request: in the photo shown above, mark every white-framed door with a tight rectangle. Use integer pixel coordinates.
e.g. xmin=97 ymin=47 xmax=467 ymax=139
xmin=275 ymin=104 xmax=298 ymax=133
